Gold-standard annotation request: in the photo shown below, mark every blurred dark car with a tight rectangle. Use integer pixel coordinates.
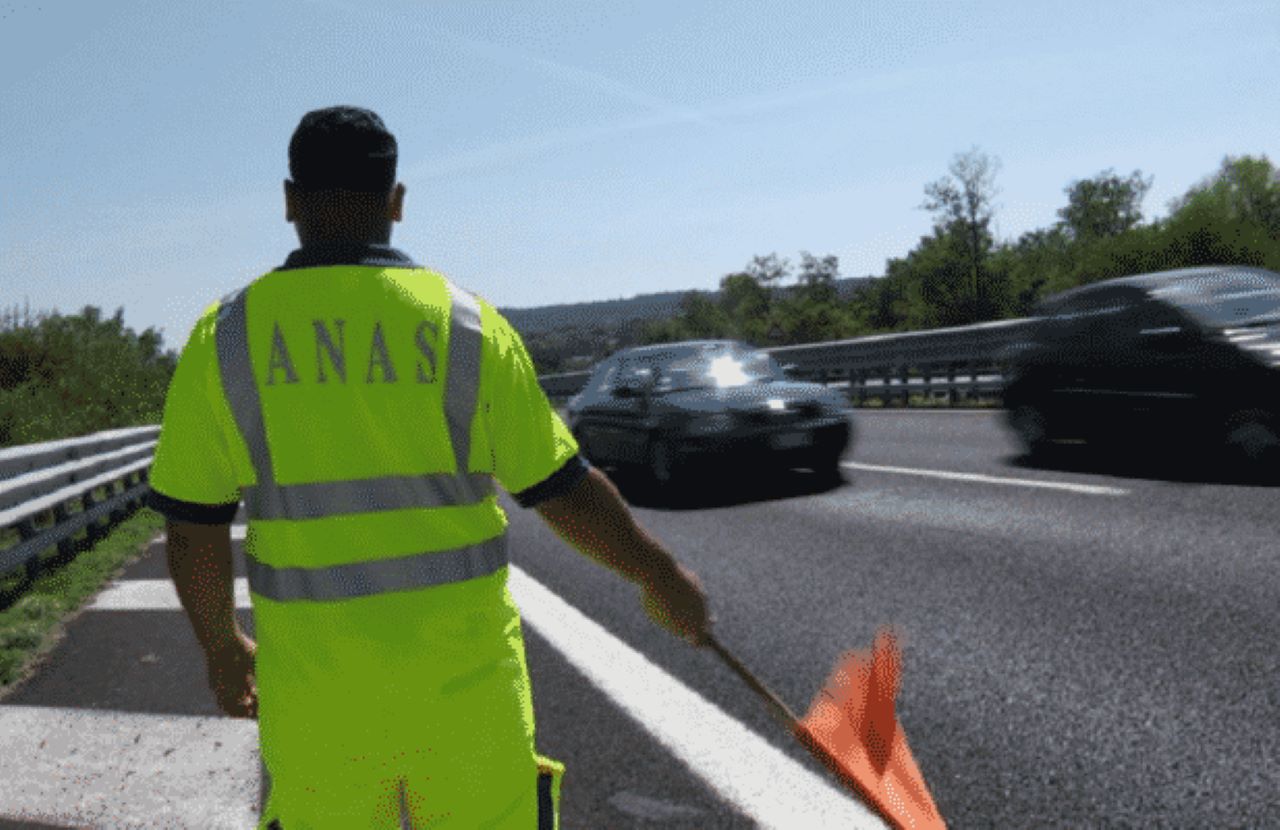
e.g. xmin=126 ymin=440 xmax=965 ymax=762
xmin=565 ymin=340 xmax=854 ymax=484
xmin=1001 ymin=265 xmax=1280 ymax=472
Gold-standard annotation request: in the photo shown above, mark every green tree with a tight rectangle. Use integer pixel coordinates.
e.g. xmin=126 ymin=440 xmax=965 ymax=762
xmin=854 ymin=276 xmax=905 ymax=331
xmin=1058 ymin=169 xmax=1152 ymax=241
xmin=0 ymin=305 xmax=177 ymax=447
xmin=995 ymin=226 xmax=1075 ymax=314
xmin=744 ymin=253 xmax=791 ymax=298
xmin=640 ymin=291 xmax=731 ymax=344
xmin=1131 ymin=155 xmax=1280 ymax=274
xmin=883 ymin=230 xmax=978 ymax=328
xmin=1169 ymin=155 xmax=1280 ymax=235
xmin=681 ymin=291 xmax=730 ymax=338
xmin=921 ymin=147 xmax=1002 ymax=320
xmin=795 ymin=252 xmax=839 ymax=305
xmin=770 ymin=253 xmax=860 ymax=343
xmin=718 ymin=271 xmax=771 ymax=342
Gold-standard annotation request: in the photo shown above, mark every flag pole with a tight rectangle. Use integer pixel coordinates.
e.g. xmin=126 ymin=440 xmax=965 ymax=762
xmin=705 ymin=633 xmax=799 ymax=730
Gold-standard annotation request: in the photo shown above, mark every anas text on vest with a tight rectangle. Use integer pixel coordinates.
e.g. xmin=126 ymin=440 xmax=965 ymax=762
xmin=265 ymin=319 xmax=439 ymax=385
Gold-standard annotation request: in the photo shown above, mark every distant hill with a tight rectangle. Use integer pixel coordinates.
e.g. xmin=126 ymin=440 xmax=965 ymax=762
xmin=499 ymin=276 xmax=877 ymax=336
xmin=499 ymin=289 xmax=687 ymax=337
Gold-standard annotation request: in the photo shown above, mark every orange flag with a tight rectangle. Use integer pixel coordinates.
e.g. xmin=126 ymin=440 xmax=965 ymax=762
xmin=793 ymin=628 xmax=945 ymax=829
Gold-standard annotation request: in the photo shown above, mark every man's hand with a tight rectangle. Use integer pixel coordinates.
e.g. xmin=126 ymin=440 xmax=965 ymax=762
xmin=641 ymin=562 xmax=712 ymax=646
xmin=205 ymin=630 xmax=258 ymax=719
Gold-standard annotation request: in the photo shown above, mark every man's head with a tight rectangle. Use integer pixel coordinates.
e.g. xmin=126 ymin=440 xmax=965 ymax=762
xmin=284 ymin=106 xmax=406 ymax=244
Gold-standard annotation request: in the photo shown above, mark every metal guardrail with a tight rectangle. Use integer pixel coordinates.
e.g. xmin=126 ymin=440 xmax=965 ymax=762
xmin=0 ymin=427 xmax=157 ymax=589
xmin=540 ymin=318 xmax=1033 ymax=404
xmin=0 ymin=318 xmax=1028 ymax=585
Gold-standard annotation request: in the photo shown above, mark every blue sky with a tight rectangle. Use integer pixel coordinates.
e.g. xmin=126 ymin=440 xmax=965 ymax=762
xmin=2 ymin=0 xmax=1276 ymax=351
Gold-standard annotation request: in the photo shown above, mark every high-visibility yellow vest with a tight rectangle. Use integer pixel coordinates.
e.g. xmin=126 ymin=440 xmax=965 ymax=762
xmin=147 ymin=243 xmax=580 ymax=829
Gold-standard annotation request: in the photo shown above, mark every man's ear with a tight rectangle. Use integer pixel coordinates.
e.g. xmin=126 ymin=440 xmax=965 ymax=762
xmin=388 ymin=182 xmax=406 ymax=223
xmin=284 ymin=179 xmax=296 ymax=223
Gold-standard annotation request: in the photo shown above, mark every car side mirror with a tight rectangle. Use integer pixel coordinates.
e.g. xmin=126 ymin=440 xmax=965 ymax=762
xmin=615 ymin=370 xmax=654 ymax=397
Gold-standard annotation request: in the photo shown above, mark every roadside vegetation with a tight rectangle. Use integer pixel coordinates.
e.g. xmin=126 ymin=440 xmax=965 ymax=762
xmin=0 ymin=306 xmax=175 ymax=691
xmin=0 ymin=503 xmax=164 ymax=692
xmin=0 ymin=304 xmax=177 ymax=448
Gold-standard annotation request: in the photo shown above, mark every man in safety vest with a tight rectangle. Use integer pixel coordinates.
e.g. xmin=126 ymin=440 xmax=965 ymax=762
xmin=145 ymin=105 xmax=712 ymax=829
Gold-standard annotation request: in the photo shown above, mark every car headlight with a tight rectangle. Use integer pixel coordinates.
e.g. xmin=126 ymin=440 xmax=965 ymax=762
xmin=686 ymin=413 xmax=735 ymax=435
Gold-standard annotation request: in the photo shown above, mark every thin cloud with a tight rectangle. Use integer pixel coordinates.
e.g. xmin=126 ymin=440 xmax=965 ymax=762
xmin=441 ymin=29 xmax=718 ymax=130
xmin=401 ymin=109 xmax=707 ymax=181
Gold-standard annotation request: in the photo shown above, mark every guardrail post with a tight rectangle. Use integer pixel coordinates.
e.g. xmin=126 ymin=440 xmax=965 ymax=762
xmin=52 ymin=502 xmax=74 ymax=559
xmin=82 ymin=487 xmax=104 ymax=544
xmin=16 ymin=517 xmax=40 ymax=583
xmin=108 ymin=478 xmax=126 ymax=526
xmin=138 ymin=468 xmax=151 ymax=509
xmin=126 ymin=471 xmax=144 ymax=510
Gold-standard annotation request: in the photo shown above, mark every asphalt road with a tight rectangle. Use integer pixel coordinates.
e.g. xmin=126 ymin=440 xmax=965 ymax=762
xmin=1 ymin=409 xmax=1277 ymax=828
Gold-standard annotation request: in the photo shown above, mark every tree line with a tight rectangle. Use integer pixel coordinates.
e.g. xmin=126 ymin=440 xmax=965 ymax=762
xmin=0 ymin=304 xmax=177 ymax=448
xmin=635 ymin=151 xmax=1280 ymax=351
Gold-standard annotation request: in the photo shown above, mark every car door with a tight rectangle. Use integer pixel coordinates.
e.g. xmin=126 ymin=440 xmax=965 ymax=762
xmin=612 ymin=357 xmax=660 ymax=464
xmin=589 ymin=356 xmax=653 ymax=464
xmin=1113 ymin=297 xmax=1205 ymax=429
xmin=1054 ymin=287 xmax=1142 ymax=435
xmin=570 ymin=357 xmax=618 ymax=462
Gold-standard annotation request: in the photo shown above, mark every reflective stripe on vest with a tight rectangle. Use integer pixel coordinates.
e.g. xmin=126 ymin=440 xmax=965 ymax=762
xmin=214 ymin=277 xmax=507 ymax=601
xmin=240 ymin=473 xmax=495 ymax=520
xmin=243 ymin=534 xmax=508 ymax=602
xmin=444 ymin=282 xmax=483 ymax=484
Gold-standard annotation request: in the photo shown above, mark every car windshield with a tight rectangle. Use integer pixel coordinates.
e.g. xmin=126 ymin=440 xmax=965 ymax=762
xmin=1149 ymin=271 xmax=1280 ymax=328
xmin=653 ymin=345 xmax=784 ymax=391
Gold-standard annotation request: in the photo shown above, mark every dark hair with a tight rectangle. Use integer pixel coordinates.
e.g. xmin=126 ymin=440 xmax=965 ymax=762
xmin=288 ymin=106 xmax=397 ymax=193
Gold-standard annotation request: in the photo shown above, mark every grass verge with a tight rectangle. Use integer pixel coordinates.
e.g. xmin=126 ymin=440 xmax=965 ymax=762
xmin=0 ymin=506 xmax=165 ymax=695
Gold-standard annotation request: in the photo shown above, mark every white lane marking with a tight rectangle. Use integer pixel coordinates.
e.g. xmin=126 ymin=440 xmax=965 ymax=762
xmin=153 ymin=526 xmax=247 ymax=544
xmin=507 ymin=568 xmax=886 ymax=830
xmin=88 ymin=567 xmax=885 ymax=828
xmin=88 ymin=577 xmax=252 ymax=610
xmin=853 ymin=408 xmax=1000 ymax=413
xmin=0 ymin=705 xmax=259 ymax=829
xmin=843 ymin=461 xmax=1129 ymax=496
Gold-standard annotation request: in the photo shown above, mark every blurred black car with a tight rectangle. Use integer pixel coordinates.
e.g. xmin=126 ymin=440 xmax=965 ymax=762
xmin=565 ymin=340 xmax=854 ymax=484
xmin=1001 ymin=265 xmax=1280 ymax=472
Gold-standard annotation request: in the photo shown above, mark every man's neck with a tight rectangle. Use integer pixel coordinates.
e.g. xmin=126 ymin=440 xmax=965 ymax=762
xmin=296 ymin=232 xmax=392 ymax=247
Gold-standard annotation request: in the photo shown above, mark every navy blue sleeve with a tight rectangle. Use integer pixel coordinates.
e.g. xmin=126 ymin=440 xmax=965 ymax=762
xmin=146 ymin=487 xmax=240 ymax=525
xmin=511 ymin=454 xmax=590 ymax=508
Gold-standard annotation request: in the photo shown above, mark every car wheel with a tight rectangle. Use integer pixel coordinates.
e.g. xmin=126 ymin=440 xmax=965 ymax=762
xmin=1009 ymin=404 xmax=1053 ymax=457
xmin=648 ymin=437 xmax=680 ymax=485
xmin=812 ymin=452 xmax=844 ymax=486
xmin=1223 ymin=410 xmax=1280 ymax=476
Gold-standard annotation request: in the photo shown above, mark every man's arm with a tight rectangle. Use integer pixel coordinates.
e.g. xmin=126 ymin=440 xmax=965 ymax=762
xmin=166 ymin=520 xmax=240 ymax=651
xmin=166 ymin=520 xmax=257 ymax=717
xmin=534 ymin=466 xmax=711 ymax=644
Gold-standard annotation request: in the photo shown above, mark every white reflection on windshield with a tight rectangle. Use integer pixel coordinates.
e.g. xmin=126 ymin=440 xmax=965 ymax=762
xmin=657 ymin=348 xmax=782 ymax=391
xmin=707 ymin=355 xmax=751 ymax=387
